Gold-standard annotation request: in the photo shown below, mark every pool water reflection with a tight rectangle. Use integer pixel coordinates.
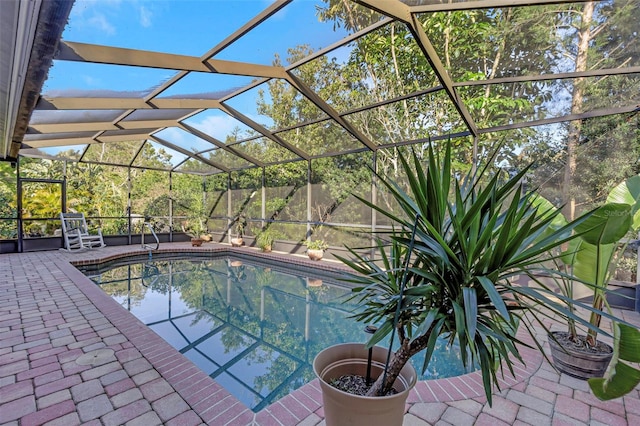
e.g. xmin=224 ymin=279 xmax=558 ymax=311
xmin=81 ymin=255 xmax=474 ymax=412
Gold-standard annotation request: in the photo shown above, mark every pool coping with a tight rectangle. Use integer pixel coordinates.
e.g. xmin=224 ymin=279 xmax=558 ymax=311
xmin=61 ymin=243 xmax=544 ymax=424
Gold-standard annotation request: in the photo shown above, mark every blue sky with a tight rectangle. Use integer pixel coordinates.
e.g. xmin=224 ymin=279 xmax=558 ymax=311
xmin=44 ymin=0 xmax=351 ymax=94
xmin=41 ymin=0 xmax=354 ymax=155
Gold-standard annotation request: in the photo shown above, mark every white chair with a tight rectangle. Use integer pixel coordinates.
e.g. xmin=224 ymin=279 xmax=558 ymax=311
xmin=60 ymin=212 xmax=106 ymax=251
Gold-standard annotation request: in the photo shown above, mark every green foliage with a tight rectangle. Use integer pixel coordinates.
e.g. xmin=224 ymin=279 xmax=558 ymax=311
xmin=552 ymin=176 xmax=640 ymax=339
xmin=181 ymin=195 xmax=210 ymax=239
xmin=0 ymin=162 xmax=17 ymax=221
xmin=336 ymin=142 xmax=592 ymax=402
xmin=589 ymin=323 xmax=640 ymax=400
xmin=570 ymin=114 xmax=640 ymax=213
xmin=7 ymin=1 xmax=638 ymax=256
xmin=303 ymin=239 xmax=329 ymax=251
xmin=311 ymin=153 xmax=372 ymax=217
xmin=232 ymin=214 xmax=247 ymax=238
xmin=256 ymin=228 xmax=280 ymax=250
xmin=534 ymin=174 xmax=640 ymax=400
xmin=264 ymin=197 xmax=287 ymax=215
xmin=557 ymin=176 xmax=640 ymax=400
xmin=185 ymin=215 xmax=207 ymax=238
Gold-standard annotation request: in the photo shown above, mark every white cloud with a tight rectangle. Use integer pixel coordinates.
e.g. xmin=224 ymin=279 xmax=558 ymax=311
xmin=82 ymin=75 xmax=101 ymax=87
xmin=158 ymin=127 xmax=187 ymax=146
xmin=194 ymin=114 xmax=242 ymax=142
xmin=139 ymin=5 xmax=152 ymax=28
xmin=88 ymin=14 xmax=116 ymax=35
xmin=69 ymin=0 xmax=120 ymax=35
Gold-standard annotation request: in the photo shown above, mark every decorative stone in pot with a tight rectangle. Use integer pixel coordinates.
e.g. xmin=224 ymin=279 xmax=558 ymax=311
xmin=313 ymin=343 xmax=417 ymax=426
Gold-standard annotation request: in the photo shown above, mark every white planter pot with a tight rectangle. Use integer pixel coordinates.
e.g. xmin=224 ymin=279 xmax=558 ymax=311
xmin=313 ymin=343 xmax=417 ymax=426
xmin=307 ymin=248 xmax=324 ymax=261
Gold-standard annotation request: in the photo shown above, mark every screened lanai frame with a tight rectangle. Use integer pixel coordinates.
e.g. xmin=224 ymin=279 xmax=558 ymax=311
xmin=2 ymin=0 xmax=639 ymax=257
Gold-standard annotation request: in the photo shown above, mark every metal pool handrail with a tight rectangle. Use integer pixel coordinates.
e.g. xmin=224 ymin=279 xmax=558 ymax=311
xmin=141 ymin=222 xmax=160 ymax=251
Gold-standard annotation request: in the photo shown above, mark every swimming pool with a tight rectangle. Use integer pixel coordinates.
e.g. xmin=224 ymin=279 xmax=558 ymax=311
xmin=80 ymin=253 xmax=474 ymax=411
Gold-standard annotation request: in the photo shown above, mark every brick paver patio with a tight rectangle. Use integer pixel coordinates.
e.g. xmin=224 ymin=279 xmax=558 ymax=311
xmin=1 ymin=243 xmax=639 ymax=425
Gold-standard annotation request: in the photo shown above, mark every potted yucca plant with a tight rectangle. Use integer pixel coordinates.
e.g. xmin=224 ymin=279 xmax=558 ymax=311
xmin=313 ymin=143 xmax=603 ymax=426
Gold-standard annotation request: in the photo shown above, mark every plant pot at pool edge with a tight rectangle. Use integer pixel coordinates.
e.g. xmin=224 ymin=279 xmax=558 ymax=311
xmin=191 ymin=237 xmax=204 ymax=247
xmin=307 ymin=248 xmax=324 ymax=261
xmin=548 ymin=331 xmax=613 ymax=379
xmin=313 ymin=343 xmax=417 ymax=426
xmin=307 ymin=277 xmax=323 ymax=287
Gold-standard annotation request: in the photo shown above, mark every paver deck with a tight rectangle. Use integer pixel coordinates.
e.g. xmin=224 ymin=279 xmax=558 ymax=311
xmin=1 ymin=242 xmax=639 ymax=425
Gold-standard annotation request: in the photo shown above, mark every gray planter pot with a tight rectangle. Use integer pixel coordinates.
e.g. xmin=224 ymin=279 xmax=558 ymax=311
xmin=548 ymin=331 xmax=613 ymax=379
xmin=313 ymin=343 xmax=417 ymax=426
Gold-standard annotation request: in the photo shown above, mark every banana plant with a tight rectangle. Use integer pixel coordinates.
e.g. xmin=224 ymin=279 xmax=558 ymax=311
xmin=547 ymin=176 xmax=640 ymax=400
xmin=571 ymin=203 xmax=632 ymax=345
xmin=579 ymin=176 xmax=640 ymax=399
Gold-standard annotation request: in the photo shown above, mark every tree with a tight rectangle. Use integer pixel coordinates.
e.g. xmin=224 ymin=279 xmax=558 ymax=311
xmin=549 ymin=0 xmax=639 ymax=218
xmin=0 ymin=162 xmax=17 ymax=238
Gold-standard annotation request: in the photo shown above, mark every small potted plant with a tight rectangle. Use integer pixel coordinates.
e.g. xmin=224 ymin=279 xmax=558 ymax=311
xmin=256 ymin=228 xmax=279 ymax=252
xmin=313 ymin=143 xmax=618 ymax=426
xmin=230 ymin=214 xmax=247 ymax=247
xmin=185 ymin=215 xmax=207 ymax=247
xmin=303 ymin=238 xmax=329 ymax=260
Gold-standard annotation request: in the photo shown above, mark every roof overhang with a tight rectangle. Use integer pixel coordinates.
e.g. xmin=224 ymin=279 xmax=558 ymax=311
xmin=0 ymin=0 xmax=73 ymax=161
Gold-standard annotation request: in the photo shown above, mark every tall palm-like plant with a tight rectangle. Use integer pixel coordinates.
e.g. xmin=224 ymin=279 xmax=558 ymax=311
xmin=337 ymin=143 xmax=593 ymax=403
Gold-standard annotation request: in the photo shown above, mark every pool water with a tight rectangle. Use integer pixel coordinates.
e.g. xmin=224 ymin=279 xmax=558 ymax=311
xmin=81 ymin=255 xmax=474 ymax=412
